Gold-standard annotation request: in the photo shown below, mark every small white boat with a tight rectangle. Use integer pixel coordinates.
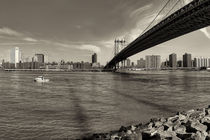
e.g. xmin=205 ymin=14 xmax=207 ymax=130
xmin=34 ymin=76 xmax=50 ymax=83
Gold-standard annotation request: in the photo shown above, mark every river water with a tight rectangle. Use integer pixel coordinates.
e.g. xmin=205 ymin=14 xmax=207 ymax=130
xmin=0 ymin=70 xmax=210 ymax=139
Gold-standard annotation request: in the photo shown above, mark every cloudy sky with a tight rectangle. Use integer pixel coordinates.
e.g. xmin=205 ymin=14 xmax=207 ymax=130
xmin=0 ymin=0 xmax=209 ymax=65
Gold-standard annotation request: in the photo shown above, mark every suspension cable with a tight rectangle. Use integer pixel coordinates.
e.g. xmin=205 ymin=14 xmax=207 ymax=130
xmin=163 ymin=0 xmax=181 ymax=19
xmin=140 ymin=0 xmax=171 ymax=36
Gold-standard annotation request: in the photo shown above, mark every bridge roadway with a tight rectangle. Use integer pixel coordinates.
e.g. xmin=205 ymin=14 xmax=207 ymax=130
xmin=104 ymin=0 xmax=210 ymax=69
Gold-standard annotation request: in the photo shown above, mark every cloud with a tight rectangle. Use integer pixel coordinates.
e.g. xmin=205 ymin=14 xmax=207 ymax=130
xmin=75 ymin=25 xmax=82 ymax=29
xmin=54 ymin=42 xmax=73 ymax=48
xmin=23 ymin=37 xmax=38 ymax=42
xmin=183 ymin=0 xmax=193 ymax=5
xmin=79 ymin=45 xmax=101 ymax=53
xmin=42 ymin=40 xmax=101 ymax=54
xmin=0 ymin=27 xmax=22 ymax=36
xmin=44 ymin=40 xmax=101 ymax=53
xmin=0 ymin=27 xmax=39 ymax=43
xmin=121 ymin=13 xmax=156 ymax=44
xmin=0 ymin=42 xmax=37 ymax=46
xmin=100 ymin=40 xmax=113 ymax=48
xmin=130 ymin=4 xmax=153 ymax=18
xmin=200 ymin=28 xmax=210 ymax=39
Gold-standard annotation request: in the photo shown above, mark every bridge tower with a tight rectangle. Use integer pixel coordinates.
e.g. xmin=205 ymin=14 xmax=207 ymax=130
xmin=114 ymin=39 xmax=126 ymax=69
xmin=114 ymin=39 xmax=126 ymax=56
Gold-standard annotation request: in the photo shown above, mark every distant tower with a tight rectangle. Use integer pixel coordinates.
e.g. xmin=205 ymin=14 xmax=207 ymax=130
xmin=169 ymin=53 xmax=177 ymax=68
xmin=35 ymin=54 xmax=45 ymax=63
xmin=145 ymin=55 xmax=161 ymax=69
xmin=92 ymin=53 xmax=97 ymax=63
xmin=10 ymin=47 xmax=21 ymax=68
xmin=183 ymin=53 xmax=192 ymax=67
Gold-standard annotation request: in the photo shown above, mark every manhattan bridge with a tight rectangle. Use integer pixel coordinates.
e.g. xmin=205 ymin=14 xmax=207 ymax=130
xmin=104 ymin=0 xmax=210 ymax=69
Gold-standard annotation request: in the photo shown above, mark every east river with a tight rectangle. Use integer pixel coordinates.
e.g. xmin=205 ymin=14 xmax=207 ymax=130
xmin=0 ymin=70 xmax=210 ymax=139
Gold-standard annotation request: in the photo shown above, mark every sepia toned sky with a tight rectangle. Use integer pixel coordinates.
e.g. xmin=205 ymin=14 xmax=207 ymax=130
xmin=0 ymin=0 xmax=209 ymax=64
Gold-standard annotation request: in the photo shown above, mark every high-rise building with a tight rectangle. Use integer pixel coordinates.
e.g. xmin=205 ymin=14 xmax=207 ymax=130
xmin=169 ymin=53 xmax=177 ymax=68
xmin=177 ymin=60 xmax=183 ymax=67
xmin=161 ymin=59 xmax=169 ymax=68
xmin=183 ymin=53 xmax=192 ymax=67
xmin=145 ymin=55 xmax=161 ymax=69
xmin=194 ymin=57 xmax=210 ymax=68
xmin=92 ymin=53 xmax=97 ymax=63
xmin=10 ymin=47 xmax=21 ymax=68
xmin=137 ymin=58 xmax=145 ymax=68
xmin=126 ymin=59 xmax=131 ymax=67
xmin=35 ymin=54 xmax=44 ymax=63
xmin=31 ymin=56 xmax=39 ymax=69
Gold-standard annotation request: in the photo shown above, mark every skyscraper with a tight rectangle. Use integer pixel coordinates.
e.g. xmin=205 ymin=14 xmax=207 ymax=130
xmin=183 ymin=53 xmax=192 ymax=67
xmin=92 ymin=53 xmax=97 ymax=63
xmin=10 ymin=47 xmax=21 ymax=68
xmin=145 ymin=55 xmax=161 ymax=69
xmin=137 ymin=58 xmax=145 ymax=68
xmin=35 ymin=54 xmax=44 ymax=63
xmin=169 ymin=53 xmax=177 ymax=68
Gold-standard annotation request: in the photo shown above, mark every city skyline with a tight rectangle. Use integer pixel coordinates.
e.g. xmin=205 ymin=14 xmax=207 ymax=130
xmin=4 ymin=46 xmax=210 ymax=67
xmin=4 ymin=46 xmax=210 ymax=68
xmin=0 ymin=0 xmax=209 ymax=65
xmin=2 ymin=48 xmax=101 ymax=70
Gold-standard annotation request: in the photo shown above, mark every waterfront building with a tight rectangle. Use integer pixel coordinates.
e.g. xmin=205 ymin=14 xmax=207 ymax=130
xmin=161 ymin=59 xmax=169 ymax=68
xmin=67 ymin=64 xmax=73 ymax=70
xmin=10 ymin=47 xmax=21 ymax=68
xmin=92 ymin=62 xmax=100 ymax=68
xmin=31 ymin=56 xmax=40 ymax=69
xmin=137 ymin=58 xmax=145 ymax=68
xmin=23 ymin=62 xmax=31 ymax=69
xmin=177 ymin=60 xmax=183 ymax=67
xmin=131 ymin=62 xmax=134 ymax=67
xmin=194 ymin=57 xmax=210 ymax=68
xmin=169 ymin=53 xmax=177 ymax=68
xmin=84 ymin=62 xmax=92 ymax=69
xmin=208 ymin=58 xmax=210 ymax=67
xmin=2 ymin=62 xmax=15 ymax=69
xmin=126 ymin=59 xmax=131 ymax=67
xmin=35 ymin=54 xmax=44 ymax=63
xmin=183 ymin=53 xmax=192 ymax=67
xmin=73 ymin=62 xmax=81 ymax=69
xmin=17 ymin=61 xmax=24 ymax=69
xmin=92 ymin=53 xmax=97 ymax=63
xmin=145 ymin=55 xmax=161 ymax=70
xmin=1 ymin=59 xmax=4 ymax=66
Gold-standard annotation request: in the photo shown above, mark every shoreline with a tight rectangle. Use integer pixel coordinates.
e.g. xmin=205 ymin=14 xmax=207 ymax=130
xmin=82 ymin=106 xmax=210 ymax=140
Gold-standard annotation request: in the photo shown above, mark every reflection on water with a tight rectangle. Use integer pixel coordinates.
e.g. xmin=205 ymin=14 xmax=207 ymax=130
xmin=0 ymin=71 xmax=210 ymax=139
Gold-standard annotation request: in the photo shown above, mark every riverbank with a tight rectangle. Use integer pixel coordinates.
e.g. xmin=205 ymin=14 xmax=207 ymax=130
xmin=83 ymin=105 xmax=210 ymax=140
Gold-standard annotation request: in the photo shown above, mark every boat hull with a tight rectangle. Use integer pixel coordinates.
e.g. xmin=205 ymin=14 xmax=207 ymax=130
xmin=34 ymin=78 xmax=50 ymax=83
